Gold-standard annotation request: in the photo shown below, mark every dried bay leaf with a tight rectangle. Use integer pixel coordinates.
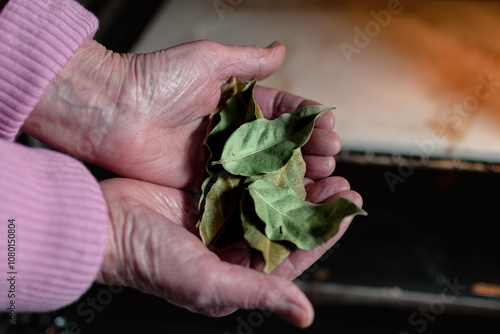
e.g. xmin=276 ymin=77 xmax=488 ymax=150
xmin=214 ymin=105 xmax=334 ymax=177
xmin=205 ymin=80 xmax=262 ymax=165
xmin=196 ymin=77 xmax=365 ymax=274
xmin=246 ymin=148 xmax=306 ymax=199
xmin=242 ymin=222 xmax=290 ymax=274
xmin=241 ymin=193 xmax=291 ymax=274
xmin=199 ymin=79 xmax=262 ymax=212
xmin=214 ymin=77 xmax=248 ymax=115
xmin=198 ymin=172 xmax=244 ymax=251
xmin=248 ymin=179 xmax=367 ymax=250
xmin=202 ymin=77 xmax=247 ymax=180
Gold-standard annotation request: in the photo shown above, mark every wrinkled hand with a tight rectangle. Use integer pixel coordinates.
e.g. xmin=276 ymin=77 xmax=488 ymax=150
xmin=25 ymin=39 xmax=343 ymax=189
xmin=25 ymin=38 xmax=364 ymax=326
xmin=97 ymin=176 xmax=361 ymax=328
xmin=25 ymin=38 xmax=336 ymax=189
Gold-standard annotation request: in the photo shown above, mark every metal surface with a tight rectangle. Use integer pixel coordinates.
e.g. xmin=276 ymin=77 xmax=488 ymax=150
xmin=336 ymin=151 xmax=500 ymax=173
xmin=299 ymin=281 xmax=500 ymax=317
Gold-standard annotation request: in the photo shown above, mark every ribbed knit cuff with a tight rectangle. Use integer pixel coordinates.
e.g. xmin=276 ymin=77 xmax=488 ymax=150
xmin=0 ymin=0 xmax=98 ymax=141
xmin=0 ymin=140 xmax=109 ymax=312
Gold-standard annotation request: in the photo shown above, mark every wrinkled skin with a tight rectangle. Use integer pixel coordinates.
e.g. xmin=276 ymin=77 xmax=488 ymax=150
xmin=25 ymin=39 xmax=363 ymax=328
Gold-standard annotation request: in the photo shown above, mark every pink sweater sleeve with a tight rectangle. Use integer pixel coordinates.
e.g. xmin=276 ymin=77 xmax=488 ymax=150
xmin=0 ymin=0 xmax=109 ymax=313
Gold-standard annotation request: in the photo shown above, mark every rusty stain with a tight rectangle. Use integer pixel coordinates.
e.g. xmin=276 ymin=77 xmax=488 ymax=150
xmin=341 ymin=1 xmax=500 ymax=144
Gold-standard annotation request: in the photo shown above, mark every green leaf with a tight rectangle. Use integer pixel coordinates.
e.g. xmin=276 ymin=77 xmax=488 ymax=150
xmin=195 ymin=77 xmax=363 ymax=275
xmin=241 ymin=192 xmax=291 ymax=274
xmin=214 ymin=105 xmax=334 ymax=177
xmin=198 ymin=172 xmax=244 ymax=251
xmin=248 ymin=179 xmax=367 ymax=250
xmin=199 ymin=79 xmax=262 ymax=212
xmin=214 ymin=77 xmax=248 ymax=115
xmin=246 ymin=148 xmax=306 ymax=199
xmin=205 ymin=80 xmax=263 ymax=165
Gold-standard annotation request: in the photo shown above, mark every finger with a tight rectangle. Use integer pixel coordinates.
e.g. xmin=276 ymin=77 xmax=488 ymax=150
xmin=305 ymin=176 xmax=351 ymax=204
xmin=206 ymin=263 xmax=315 ymax=328
xmin=303 ymin=155 xmax=336 ymax=180
xmin=253 ymin=86 xmax=337 ymax=128
xmin=189 ymin=304 xmax=239 ymax=320
xmin=315 ymin=111 xmax=335 ymax=130
xmin=303 ymin=128 xmax=341 ymax=156
xmin=328 ymin=188 xmax=363 ymax=206
xmin=216 ymin=41 xmax=286 ymax=83
xmin=254 ymin=86 xmax=319 ymax=119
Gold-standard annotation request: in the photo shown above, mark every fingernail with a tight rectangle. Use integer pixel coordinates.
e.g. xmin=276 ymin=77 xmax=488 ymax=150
xmin=266 ymin=41 xmax=281 ymax=48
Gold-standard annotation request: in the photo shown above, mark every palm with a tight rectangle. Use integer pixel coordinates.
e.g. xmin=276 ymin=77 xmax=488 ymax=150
xmin=98 ymin=176 xmax=360 ymax=325
xmin=99 ymin=177 xmax=296 ymax=318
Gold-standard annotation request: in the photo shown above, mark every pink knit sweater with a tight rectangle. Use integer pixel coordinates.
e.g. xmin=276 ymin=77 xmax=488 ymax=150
xmin=0 ymin=0 xmax=109 ymax=314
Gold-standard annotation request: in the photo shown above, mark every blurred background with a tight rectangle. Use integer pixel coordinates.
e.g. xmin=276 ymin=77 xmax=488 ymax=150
xmin=4 ymin=0 xmax=500 ymax=333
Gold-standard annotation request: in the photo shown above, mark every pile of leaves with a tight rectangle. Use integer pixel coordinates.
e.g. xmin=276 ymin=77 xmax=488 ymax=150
xmin=196 ymin=78 xmax=366 ymax=273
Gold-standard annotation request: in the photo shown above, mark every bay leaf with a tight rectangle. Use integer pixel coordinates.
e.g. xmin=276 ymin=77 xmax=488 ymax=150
xmin=202 ymin=77 xmax=246 ymax=181
xmin=246 ymin=148 xmax=306 ymax=199
xmin=213 ymin=105 xmax=334 ymax=177
xmin=241 ymin=192 xmax=291 ymax=274
xmin=248 ymin=179 xmax=367 ymax=250
xmin=199 ymin=79 xmax=262 ymax=212
xmin=204 ymin=79 xmax=262 ymax=164
xmin=198 ymin=177 xmax=212 ymax=211
xmin=195 ymin=77 xmax=365 ymax=274
xmin=214 ymin=77 xmax=248 ymax=115
xmin=198 ymin=172 xmax=244 ymax=251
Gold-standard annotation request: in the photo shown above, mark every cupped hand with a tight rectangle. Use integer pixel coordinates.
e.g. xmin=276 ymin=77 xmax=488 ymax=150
xmin=97 ymin=175 xmax=362 ymax=328
xmin=25 ymin=38 xmax=364 ymax=326
xmin=24 ymin=38 xmax=339 ymax=190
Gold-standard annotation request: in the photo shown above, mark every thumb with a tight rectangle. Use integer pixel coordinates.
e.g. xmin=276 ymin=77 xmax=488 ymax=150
xmin=209 ymin=263 xmax=314 ymax=328
xmin=215 ymin=41 xmax=286 ymax=82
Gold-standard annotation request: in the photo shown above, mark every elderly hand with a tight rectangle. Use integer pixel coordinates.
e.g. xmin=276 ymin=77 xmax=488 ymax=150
xmin=26 ymin=38 xmax=363 ymax=327
xmin=25 ymin=38 xmax=338 ymax=188
xmin=97 ymin=176 xmax=361 ymax=328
